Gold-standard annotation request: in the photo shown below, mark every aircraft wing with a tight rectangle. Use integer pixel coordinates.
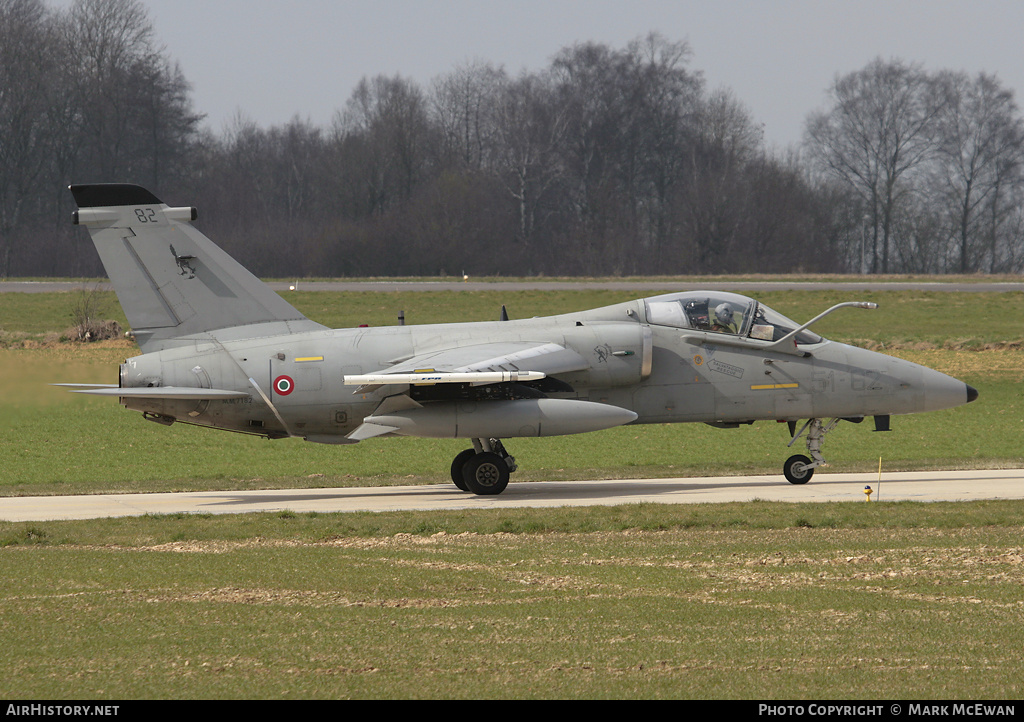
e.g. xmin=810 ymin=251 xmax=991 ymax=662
xmin=345 ymin=341 xmax=588 ymax=391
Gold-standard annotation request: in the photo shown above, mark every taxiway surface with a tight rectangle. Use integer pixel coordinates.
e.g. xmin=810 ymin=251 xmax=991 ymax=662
xmin=2 ymin=468 xmax=1022 ymax=522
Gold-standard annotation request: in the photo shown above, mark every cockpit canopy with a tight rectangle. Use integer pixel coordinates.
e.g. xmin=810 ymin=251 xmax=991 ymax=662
xmin=644 ymin=291 xmax=823 ymax=345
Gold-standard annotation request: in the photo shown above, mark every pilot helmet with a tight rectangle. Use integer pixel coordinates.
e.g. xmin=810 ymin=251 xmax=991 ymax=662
xmin=714 ymin=303 xmax=734 ymax=325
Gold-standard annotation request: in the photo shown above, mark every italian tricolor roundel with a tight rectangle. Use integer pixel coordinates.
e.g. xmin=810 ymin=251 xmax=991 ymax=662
xmin=273 ymin=375 xmax=295 ymax=395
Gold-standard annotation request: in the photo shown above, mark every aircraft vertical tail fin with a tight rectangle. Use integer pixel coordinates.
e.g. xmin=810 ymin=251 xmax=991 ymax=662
xmin=70 ymin=184 xmax=325 ymax=352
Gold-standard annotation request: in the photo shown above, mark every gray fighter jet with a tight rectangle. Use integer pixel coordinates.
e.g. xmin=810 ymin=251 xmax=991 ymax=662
xmin=61 ymin=184 xmax=978 ymax=495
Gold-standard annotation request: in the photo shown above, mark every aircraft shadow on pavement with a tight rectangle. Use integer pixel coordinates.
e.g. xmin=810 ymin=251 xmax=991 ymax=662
xmin=198 ymin=471 xmax=1013 ymax=511
xmin=200 ymin=477 xmax=817 ymax=509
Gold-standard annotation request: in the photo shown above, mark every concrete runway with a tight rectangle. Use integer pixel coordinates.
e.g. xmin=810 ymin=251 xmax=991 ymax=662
xmin=2 ymin=468 xmax=1022 ymax=522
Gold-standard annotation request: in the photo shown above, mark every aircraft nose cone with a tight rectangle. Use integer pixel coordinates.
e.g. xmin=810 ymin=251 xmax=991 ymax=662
xmin=967 ymin=384 xmax=979 ymax=403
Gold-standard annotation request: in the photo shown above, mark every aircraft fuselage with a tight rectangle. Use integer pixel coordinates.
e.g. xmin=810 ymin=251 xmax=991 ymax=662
xmin=117 ymin=297 xmax=971 ymax=441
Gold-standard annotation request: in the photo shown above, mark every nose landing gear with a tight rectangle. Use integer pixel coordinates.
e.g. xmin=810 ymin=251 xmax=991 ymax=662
xmin=784 ymin=418 xmax=840 ymax=484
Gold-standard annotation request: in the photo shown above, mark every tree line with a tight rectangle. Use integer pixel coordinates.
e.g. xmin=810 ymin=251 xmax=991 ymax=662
xmin=3 ymin=0 xmax=1023 ymax=279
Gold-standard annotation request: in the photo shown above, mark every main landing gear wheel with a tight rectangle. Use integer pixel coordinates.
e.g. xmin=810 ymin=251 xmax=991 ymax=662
xmin=462 ymin=452 xmax=510 ymax=495
xmin=450 ymin=448 xmax=475 ymax=491
xmin=783 ymin=454 xmax=814 ymax=484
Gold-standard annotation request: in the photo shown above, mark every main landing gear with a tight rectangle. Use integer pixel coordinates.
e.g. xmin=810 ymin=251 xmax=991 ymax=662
xmin=451 ymin=438 xmax=517 ymax=495
xmin=449 ymin=419 xmax=847 ymax=492
xmin=783 ymin=418 xmax=841 ymax=484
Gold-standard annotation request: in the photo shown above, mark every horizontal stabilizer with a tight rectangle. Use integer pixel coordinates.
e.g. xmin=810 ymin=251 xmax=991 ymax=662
xmin=67 ymin=387 xmax=251 ymax=400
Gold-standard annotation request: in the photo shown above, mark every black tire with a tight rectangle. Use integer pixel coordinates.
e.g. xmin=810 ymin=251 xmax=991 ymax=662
xmin=462 ymin=452 xmax=510 ymax=495
xmin=784 ymin=454 xmax=814 ymax=484
xmin=450 ymin=449 xmax=475 ymax=491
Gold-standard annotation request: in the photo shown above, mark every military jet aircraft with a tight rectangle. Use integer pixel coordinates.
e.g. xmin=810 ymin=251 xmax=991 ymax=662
xmin=61 ymin=184 xmax=978 ymax=495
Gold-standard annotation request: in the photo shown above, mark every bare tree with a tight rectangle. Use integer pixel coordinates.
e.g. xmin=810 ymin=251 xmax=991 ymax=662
xmin=679 ymin=89 xmax=763 ymax=272
xmin=131 ymin=54 xmax=203 ymax=191
xmin=629 ymin=34 xmax=704 ymax=260
xmin=0 ymin=0 xmax=60 ymax=276
xmin=932 ymin=71 xmax=1024 ymax=272
xmin=337 ymin=74 xmax=434 ymax=216
xmin=549 ymin=34 xmax=704 ymax=271
xmin=61 ymin=0 xmax=159 ymax=178
xmin=491 ymin=73 xmax=568 ymax=247
xmin=805 ymin=58 xmax=945 ymax=273
xmin=430 ymin=60 xmax=507 ymax=171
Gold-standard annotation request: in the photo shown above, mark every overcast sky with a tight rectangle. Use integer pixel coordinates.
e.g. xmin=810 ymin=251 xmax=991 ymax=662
xmin=107 ymin=0 xmax=1024 ymax=150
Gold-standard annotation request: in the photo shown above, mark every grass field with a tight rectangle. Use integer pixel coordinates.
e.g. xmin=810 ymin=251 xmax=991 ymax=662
xmin=1 ymin=285 xmax=1023 ymax=699
xmin=3 ymin=503 xmax=1024 ymax=699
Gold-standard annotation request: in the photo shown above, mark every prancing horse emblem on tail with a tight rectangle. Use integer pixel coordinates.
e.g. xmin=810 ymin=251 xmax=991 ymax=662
xmin=169 ymin=244 xmax=196 ymax=278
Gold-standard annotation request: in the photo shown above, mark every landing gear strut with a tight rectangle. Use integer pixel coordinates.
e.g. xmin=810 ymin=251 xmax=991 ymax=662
xmin=784 ymin=418 xmax=840 ymax=484
xmin=450 ymin=439 xmax=517 ymax=495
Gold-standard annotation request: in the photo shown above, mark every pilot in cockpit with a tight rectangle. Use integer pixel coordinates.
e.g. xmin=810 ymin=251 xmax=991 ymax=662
xmin=711 ymin=303 xmax=740 ymax=334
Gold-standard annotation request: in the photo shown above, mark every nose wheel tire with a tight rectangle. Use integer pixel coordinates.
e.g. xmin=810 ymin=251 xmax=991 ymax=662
xmin=462 ymin=452 xmax=510 ymax=495
xmin=784 ymin=454 xmax=814 ymax=484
